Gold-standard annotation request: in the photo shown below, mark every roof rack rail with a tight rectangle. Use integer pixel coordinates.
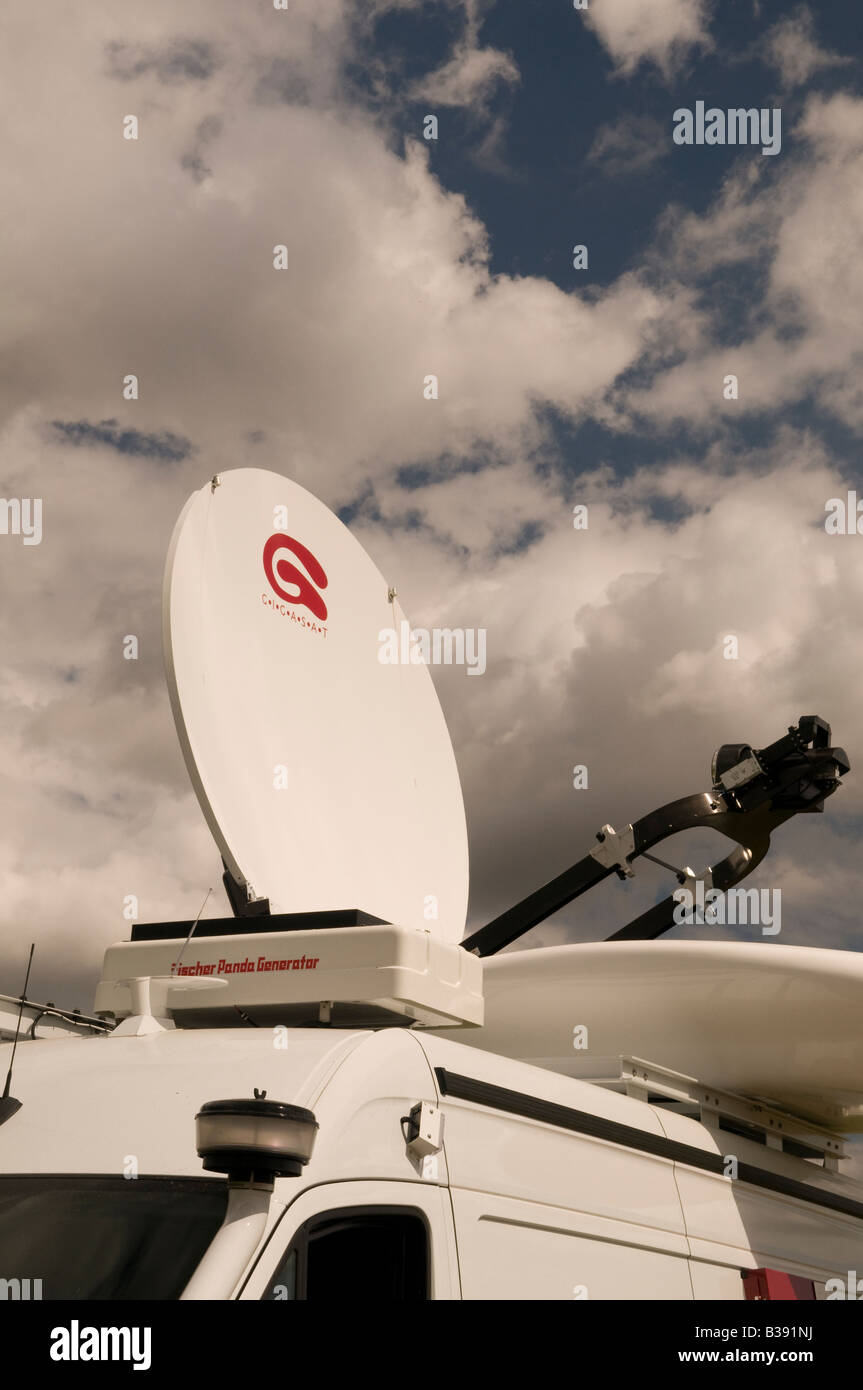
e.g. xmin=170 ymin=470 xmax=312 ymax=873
xmin=0 ymin=993 xmax=111 ymax=1041
xmin=590 ymin=1056 xmax=847 ymax=1170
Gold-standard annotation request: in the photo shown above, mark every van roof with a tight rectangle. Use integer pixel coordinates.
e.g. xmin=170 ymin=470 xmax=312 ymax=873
xmin=0 ymin=1023 xmax=685 ymax=1179
xmin=1 ymin=1025 xmax=859 ymax=1216
xmin=0 ymin=1027 xmax=368 ymax=1176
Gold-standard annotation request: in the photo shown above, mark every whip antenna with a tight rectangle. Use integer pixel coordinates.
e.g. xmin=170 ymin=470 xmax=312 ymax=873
xmin=0 ymin=942 xmax=35 ymax=1127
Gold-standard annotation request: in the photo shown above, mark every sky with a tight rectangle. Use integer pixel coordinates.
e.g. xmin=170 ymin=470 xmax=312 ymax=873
xmin=1 ymin=0 xmax=862 ymax=1020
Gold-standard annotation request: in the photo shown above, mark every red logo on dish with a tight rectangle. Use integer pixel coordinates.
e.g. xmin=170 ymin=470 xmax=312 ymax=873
xmin=263 ymin=534 xmax=328 ymax=621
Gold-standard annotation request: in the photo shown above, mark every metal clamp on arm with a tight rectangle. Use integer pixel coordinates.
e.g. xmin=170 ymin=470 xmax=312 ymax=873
xmin=590 ymin=824 xmax=636 ymax=878
xmin=462 ymin=714 xmax=849 ymax=957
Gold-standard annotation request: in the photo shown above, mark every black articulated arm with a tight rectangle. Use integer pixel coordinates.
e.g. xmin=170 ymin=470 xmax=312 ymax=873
xmin=462 ymin=715 xmax=850 ymax=957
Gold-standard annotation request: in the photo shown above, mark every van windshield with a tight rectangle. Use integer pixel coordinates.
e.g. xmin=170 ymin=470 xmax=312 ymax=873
xmin=0 ymin=1175 xmax=227 ymax=1300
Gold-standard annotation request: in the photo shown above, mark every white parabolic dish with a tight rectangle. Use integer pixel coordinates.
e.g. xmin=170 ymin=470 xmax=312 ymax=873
xmin=164 ymin=469 xmax=469 ymax=940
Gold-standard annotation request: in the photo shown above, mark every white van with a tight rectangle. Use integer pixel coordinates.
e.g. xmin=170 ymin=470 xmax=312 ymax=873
xmin=1 ymin=1017 xmax=860 ymax=1301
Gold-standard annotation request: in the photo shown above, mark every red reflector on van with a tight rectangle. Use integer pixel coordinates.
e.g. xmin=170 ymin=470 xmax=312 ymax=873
xmin=742 ymin=1268 xmax=816 ymax=1301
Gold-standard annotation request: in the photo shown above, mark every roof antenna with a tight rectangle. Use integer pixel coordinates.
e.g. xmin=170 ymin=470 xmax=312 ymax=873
xmin=0 ymin=942 xmax=35 ymax=1128
xmin=172 ymin=888 xmax=213 ymax=978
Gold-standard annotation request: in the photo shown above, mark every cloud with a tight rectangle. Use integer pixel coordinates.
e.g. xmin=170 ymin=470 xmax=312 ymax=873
xmin=105 ymin=37 xmax=221 ymax=85
xmin=410 ymin=42 xmax=519 ymax=113
xmin=180 ymin=114 xmax=224 ymax=184
xmin=0 ymin=32 xmax=664 ymax=479
xmin=584 ymin=0 xmax=712 ymax=79
xmin=617 ymin=93 xmax=863 ymax=431
xmin=587 ymin=114 xmax=669 ymax=177
xmin=761 ymin=5 xmax=852 ymax=89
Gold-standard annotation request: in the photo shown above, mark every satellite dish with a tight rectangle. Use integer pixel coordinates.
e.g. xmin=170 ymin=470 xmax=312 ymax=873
xmin=163 ymin=469 xmax=468 ymax=941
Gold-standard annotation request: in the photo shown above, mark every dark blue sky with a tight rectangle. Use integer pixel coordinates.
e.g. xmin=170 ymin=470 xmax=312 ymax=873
xmin=368 ymin=0 xmax=861 ymax=286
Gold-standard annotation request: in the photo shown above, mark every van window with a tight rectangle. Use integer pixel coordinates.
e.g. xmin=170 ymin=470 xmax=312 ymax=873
xmin=265 ymin=1208 xmax=428 ymax=1300
xmin=0 ymin=1174 xmax=227 ymax=1300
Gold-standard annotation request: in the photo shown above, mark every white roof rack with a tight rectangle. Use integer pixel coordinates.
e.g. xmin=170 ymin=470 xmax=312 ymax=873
xmin=0 ymin=994 xmax=108 ymax=1041
xmin=590 ymin=1056 xmax=848 ymax=1170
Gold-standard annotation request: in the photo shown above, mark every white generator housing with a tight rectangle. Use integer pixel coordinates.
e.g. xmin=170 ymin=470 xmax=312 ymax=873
xmin=94 ymin=923 xmax=483 ymax=1030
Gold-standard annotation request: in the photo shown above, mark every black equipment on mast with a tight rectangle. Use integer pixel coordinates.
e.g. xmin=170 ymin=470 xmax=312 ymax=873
xmin=463 ymin=715 xmax=849 ymax=957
